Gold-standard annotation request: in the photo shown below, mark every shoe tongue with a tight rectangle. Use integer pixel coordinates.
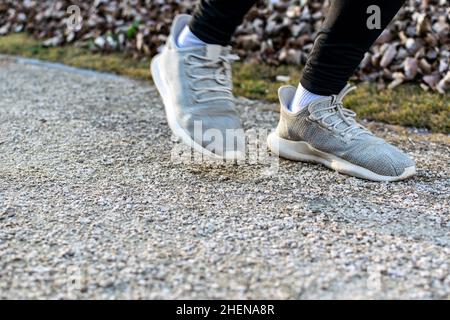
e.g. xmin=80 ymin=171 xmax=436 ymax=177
xmin=310 ymin=99 xmax=349 ymax=131
xmin=309 ymin=98 xmax=332 ymax=117
xmin=190 ymin=45 xmax=232 ymax=103
xmin=205 ymin=45 xmax=223 ymax=60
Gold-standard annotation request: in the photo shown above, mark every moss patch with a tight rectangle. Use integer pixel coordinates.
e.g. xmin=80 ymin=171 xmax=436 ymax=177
xmin=0 ymin=33 xmax=150 ymax=79
xmin=1 ymin=33 xmax=448 ymax=133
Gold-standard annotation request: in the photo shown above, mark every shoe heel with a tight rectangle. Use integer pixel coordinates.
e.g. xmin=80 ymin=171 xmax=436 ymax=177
xmin=150 ymin=54 xmax=167 ymax=97
xmin=268 ymin=132 xmax=319 ymax=163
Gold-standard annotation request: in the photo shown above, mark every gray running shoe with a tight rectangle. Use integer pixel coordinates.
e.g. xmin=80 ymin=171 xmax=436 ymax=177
xmin=268 ymin=84 xmax=416 ymax=181
xmin=151 ymin=14 xmax=244 ymax=159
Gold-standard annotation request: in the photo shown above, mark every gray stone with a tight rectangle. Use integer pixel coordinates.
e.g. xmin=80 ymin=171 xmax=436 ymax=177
xmin=0 ymin=58 xmax=449 ymax=299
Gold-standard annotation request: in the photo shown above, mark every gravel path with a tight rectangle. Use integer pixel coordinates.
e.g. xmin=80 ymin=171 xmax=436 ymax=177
xmin=0 ymin=57 xmax=449 ymax=300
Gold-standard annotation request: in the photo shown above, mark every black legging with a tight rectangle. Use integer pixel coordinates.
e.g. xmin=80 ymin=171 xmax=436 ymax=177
xmin=189 ymin=0 xmax=406 ymax=95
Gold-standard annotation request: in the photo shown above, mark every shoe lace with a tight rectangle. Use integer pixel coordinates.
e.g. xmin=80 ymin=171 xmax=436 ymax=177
xmin=185 ymin=51 xmax=239 ymax=104
xmin=309 ymin=84 xmax=373 ymax=139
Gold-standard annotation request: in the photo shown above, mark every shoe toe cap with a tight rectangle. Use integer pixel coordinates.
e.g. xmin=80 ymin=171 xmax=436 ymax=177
xmin=382 ymin=144 xmax=415 ymax=176
xmin=349 ymin=142 xmax=415 ymax=177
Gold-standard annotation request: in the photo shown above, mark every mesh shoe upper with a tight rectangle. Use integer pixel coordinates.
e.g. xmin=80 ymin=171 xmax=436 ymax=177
xmin=158 ymin=14 xmax=242 ymax=155
xmin=276 ymin=85 xmax=415 ymax=177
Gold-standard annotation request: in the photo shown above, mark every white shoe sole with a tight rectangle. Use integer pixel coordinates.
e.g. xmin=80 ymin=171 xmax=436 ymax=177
xmin=150 ymin=54 xmax=243 ymax=161
xmin=268 ymin=133 xmax=416 ymax=182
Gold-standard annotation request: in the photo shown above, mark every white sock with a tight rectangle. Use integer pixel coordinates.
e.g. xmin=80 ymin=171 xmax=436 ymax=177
xmin=289 ymin=83 xmax=327 ymax=113
xmin=177 ymin=26 xmax=207 ymax=48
